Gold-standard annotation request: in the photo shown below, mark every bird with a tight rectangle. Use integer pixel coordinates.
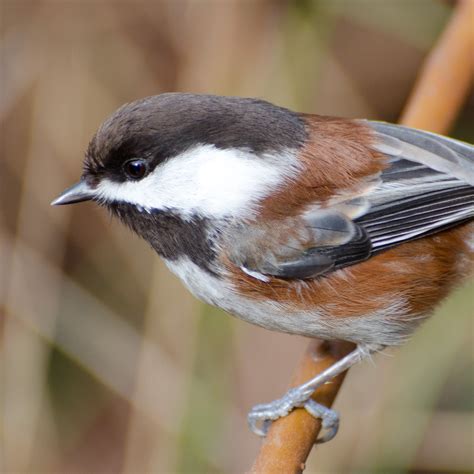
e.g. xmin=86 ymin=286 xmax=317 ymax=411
xmin=52 ymin=93 xmax=474 ymax=442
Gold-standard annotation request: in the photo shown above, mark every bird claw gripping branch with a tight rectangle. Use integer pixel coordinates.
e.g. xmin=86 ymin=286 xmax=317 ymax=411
xmin=248 ymin=391 xmax=340 ymax=444
xmin=248 ymin=344 xmax=375 ymax=443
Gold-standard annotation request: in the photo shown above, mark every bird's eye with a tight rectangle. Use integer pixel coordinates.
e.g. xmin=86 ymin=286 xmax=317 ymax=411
xmin=124 ymin=159 xmax=147 ymax=180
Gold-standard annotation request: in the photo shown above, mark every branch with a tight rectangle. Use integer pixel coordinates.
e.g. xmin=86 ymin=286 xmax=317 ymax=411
xmin=249 ymin=341 xmax=354 ymax=474
xmin=250 ymin=1 xmax=474 ymax=472
xmin=400 ymin=0 xmax=474 ymax=133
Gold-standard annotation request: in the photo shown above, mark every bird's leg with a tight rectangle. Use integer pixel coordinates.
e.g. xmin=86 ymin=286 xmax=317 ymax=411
xmin=248 ymin=344 xmax=381 ymax=443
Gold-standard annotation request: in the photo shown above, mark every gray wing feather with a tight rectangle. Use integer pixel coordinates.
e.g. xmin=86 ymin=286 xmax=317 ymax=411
xmin=370 ymin=121 xmax=474 ymax=185
xmin=363 ymin=122 xmax=474 ymax=252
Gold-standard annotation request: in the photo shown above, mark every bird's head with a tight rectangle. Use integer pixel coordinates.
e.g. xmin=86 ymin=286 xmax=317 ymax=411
xmin=52 ymin=93 xmax=305 ymax=225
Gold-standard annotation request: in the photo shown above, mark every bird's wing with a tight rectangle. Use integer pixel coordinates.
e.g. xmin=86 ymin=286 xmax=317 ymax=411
xmin=233 ymin=123 xmax=474 ymax=280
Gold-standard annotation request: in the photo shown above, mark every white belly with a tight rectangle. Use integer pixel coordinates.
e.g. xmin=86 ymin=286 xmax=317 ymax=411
xmin=163 ymin=258 xmax=416 ymax=346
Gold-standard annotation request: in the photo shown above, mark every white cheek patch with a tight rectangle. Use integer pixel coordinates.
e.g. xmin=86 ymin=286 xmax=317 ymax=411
xmin=95 ymin=144 xmax=298 ymax=219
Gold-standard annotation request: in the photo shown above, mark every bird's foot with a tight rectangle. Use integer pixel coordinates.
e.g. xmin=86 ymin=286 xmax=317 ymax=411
xmin=247 ymin=386 xmax=339 ymax=443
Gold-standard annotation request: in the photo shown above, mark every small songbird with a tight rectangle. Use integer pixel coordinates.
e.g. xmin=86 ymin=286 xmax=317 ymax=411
xmin=52 ymin=93 xmax=474 ymax=442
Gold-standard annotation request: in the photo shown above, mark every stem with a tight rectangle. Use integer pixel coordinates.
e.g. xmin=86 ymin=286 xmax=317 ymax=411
xmin=249 ymin=341 xmax=354 ymax=474
xmin=400 ymin=0 xmax=474 ymax=133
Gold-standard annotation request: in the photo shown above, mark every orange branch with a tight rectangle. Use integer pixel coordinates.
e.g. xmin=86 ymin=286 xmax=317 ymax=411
xmin=249 ymin=341 xmax=354 ymax=474
xmin=250 ymin=1 xmax=474 ymax=472
xmin=400 ymin=0 xmax=474 ymax=132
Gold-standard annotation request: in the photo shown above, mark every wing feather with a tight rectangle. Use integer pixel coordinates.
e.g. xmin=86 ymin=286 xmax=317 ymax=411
xmin=361 ymin=122 xmax=474 ymax=252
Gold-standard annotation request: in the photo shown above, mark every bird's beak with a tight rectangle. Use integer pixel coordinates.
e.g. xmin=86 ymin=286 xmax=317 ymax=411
xmin=51 ymin=180 xmax=96 ymax=206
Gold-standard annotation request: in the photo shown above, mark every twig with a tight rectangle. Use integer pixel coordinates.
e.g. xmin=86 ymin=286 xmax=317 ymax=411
xmin=250 ymin=1 xmax=474 ymax=472
xmin=400 ymin=0 xmax=474 ymax=133
xmin=249 ymin=341 xmax=354 ymax=474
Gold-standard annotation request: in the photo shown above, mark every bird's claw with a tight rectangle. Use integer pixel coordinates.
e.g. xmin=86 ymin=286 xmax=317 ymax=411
xmin=304 ymin=399 xmax=339 ymax=443
xmin=247 ymin=387 xmax=340 ymax=443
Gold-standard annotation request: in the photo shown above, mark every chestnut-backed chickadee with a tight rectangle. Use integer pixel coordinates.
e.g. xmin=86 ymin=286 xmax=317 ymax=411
xmin=52 ymin=93 xmax=474 ymax=442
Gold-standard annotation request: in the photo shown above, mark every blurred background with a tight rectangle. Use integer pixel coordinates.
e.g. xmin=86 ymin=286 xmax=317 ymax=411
xmin=1 ymin=0 xmax=473 ymax=472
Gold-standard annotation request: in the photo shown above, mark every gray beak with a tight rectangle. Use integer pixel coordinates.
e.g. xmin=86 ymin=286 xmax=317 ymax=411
xmin=51 ymin=180 xmax=96 ymax=206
